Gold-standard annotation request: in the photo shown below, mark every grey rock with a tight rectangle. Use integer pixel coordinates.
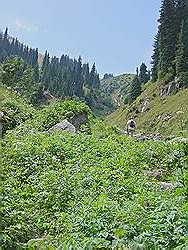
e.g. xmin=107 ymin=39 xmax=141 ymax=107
xmin=50 ymin=119 xmax=76 ymax=133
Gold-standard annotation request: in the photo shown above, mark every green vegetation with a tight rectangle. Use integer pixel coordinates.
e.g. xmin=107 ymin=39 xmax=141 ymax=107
xmin=0 ymin=84 xmax=35 ymax=133
xmin=2 ymin=119 xmax=187 ymax=249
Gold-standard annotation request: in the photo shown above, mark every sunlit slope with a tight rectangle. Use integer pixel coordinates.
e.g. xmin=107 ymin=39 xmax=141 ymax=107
xmin=106 ymin=82 xmax=188 ymax=135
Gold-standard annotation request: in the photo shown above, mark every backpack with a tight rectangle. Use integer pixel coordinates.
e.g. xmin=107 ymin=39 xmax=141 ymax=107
xmin=130 ymin=120 xmax=135 ymax=128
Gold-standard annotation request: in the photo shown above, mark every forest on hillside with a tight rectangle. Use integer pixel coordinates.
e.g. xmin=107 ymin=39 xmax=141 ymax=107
xmin=0 ymin=28 xmax=116 ymax=116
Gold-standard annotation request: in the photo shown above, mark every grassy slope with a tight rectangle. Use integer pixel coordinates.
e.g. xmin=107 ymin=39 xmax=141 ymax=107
xmin=100 ymin=74 xmax=135 ymax=104
xmin=106 ymin=81 xmax=188 ymax=136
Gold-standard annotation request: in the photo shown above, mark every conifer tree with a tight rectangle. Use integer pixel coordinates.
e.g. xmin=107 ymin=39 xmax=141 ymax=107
xmin=82 ymin=63 xmax=90 ymax=86
xmin=139 ymin=63 xmax=150 ymax=84
xmin=76 ymin=55 xmax=84 ymax=97
xmin=89 ymin=63 xmax=100 ymax=88
xmin=3 ymin=27 xmax=8 ymax=42
xmin=41 ymin=50 xmax=50 ymax=89
xmin=151 ymin=32 xmax=160 ymax=81
xmin=129 ymin=67 xmax=141 ymax=102
xmin=89 ymin=63 xmax=96 ymax=87
xmin=3 ymin=28 xmax=10 ymax=58
xmin=175 ymin=17 xmax=188 ymax=87
xmin=33 ymin=64 xmax=40 ymax=82
xmin=158 ymin=0 xmax=177 ymax=77
xmin=0 ymin=32 xmax=3 ymax=62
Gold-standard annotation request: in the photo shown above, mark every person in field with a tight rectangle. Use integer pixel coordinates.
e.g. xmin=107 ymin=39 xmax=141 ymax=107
xmin=126 ymin=117 xmax=136 ymax=137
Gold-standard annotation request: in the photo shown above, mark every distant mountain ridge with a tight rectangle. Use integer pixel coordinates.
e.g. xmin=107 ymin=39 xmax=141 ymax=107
xmin=100 ymin=73 xmax=135 ymax=107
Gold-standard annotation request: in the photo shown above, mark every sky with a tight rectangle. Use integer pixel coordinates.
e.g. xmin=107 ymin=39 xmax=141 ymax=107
xmin=0 ymin=0 xmax=162 ymax=76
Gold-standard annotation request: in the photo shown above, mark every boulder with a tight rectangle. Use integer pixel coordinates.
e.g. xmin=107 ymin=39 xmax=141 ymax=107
xmin=50 ymin=119 xmax=76 ymax=133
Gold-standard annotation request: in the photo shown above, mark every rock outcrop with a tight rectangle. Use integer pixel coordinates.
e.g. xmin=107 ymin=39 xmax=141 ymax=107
xmin=160 ymin=82 xmax=180 ymax=96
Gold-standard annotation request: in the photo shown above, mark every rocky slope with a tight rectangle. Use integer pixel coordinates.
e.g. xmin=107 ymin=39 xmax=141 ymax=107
xmin=106 ymin=80 xmax=188 ymax=136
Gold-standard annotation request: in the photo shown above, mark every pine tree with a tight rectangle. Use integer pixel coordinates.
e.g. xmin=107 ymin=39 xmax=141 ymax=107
xmin=175 ymin=16 xmax=188 ymax=87
xmin=89 ymin=63 xmax=100 ymax=88
xmin=41 ymin=50 xmax=50 ymax=89
xmin=139 ymin=63 xmax=150 ymax=84
xmin=89 ymin=63 xmax=96 ymax=87
xmin=157 ymin=0 xmax=177 ymax=78
xmin=14 ymin=38 xmax=19 ymax=56
xmin=151 ymin=32 xmax=160 ymax=81
xmin=3 ymin=28 xmax=10 ymax=58
xmin=0 ymin=32 xmax=3 ymax=62
xmin=82 ymin=63 xmax=90 ymax=86
xmin=23 ymin=46 xmax=29 ymax=61
xmin=3 ymin=27 xmax=8 ymax=42
xmin=33 ymin=64 xmax=40 ymax=82
xmin=76 ymin=55 xmax=84 ymax=97
xmin=129 ymin=67 xmax=141 ymax=102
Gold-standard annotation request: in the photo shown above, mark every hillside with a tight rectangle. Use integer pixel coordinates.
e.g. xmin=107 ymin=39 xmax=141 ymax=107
xmin=100 ymin=74 xmax=135 ymax=107
xmin=106 ymin=80 xmax=188 ymax=136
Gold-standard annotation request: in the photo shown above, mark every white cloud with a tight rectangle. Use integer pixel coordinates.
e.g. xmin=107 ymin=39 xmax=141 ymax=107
xmin=10 ymin=18 xmax=40 ymax=32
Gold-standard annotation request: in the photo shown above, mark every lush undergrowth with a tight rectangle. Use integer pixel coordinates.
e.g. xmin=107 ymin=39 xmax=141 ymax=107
xmin=0 ymin=84 xmax=35 ymax=133
xmin=2 ymin=124 xmax=187 ymax=249
xmin=1 ymin=85 xmax=92 ymax=137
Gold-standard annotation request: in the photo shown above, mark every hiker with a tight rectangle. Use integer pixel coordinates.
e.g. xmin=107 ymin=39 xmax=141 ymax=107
xmin=126 ymin=117 xmax=136 ymax=137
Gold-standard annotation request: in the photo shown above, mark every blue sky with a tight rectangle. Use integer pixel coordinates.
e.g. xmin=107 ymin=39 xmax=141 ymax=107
xmin=1 ymin=0 xmax=162 ymax=76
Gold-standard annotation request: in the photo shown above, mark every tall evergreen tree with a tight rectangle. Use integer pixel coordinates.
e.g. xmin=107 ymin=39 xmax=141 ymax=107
xmin=157 ymin=0 xmax=177 ymax=77
xmin=3 ymin=27 xmax=10 ymax=58
xmin=82 ymin=63 xmax=90 ymax=86
xmin=89 ymin=63 xmax=100 ymax=88
xmin=0 ymin=32 xmax=3 ymax=62
xmin=3 ymin=27 xmax=8 ymax=42
xmin=129 ymin=67 xmax=141 ymax=102
xmin=41 ymin=50 xmax=50 ymax=89
xmin=139 ymin=63 xmax=150 ymax=84
xmin=175 ymin=16 xmax=188 ymax=87
xmin=76 ymin=55 xmax=84 ymax=97
xmin=151 ymin=32 xmax=160 ymax=81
